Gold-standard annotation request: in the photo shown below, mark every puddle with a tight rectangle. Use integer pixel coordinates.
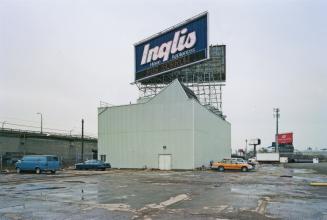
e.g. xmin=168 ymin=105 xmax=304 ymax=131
xmin=289 ymin=169 xmax=327 ymax=183
xmin=292 ymin=175 xmax=327 ymax=183
xmin=0 ymin=205 xmax=25 ymax=212
xmin=231 ymin=184 xmax=277 ymax=196
xmin=63 ymin=180 xmax=85 ymax=183
xmin=26 ymin=186 xmax=66 ymax=191
xmin=16 ymin=184 xmax=66 ymax=191
xmin=158 ymin=173 xmax=172 ymax=176
xmin=152 ymin=183 xmax=172 ymax=186
xmin=292 ymin=169 xmax=315 ymax=174
xmin=82 ymin=203 xmax=133 ymax=212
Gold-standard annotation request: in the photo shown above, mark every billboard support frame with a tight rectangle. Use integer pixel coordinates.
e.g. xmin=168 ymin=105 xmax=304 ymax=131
xmin=131 ymin=57 xmax=210 ymax=84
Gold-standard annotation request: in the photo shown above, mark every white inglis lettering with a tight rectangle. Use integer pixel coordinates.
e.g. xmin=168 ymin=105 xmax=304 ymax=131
xmin=146 ymin=46 xmax=159 ymax=63
xmin=141 ymin=44 xmax=149 ymax=65
xmin=140 ymin=28 xmax=197 ymax=65
xmin=158 ymin=41 xmax=172 ymax=61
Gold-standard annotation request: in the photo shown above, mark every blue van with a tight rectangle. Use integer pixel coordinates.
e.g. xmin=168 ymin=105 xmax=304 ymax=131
xmin=16 ymin=155 xmax=60 ymax=174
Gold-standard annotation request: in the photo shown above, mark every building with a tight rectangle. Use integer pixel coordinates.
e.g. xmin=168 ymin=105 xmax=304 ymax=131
xmin=0 ymin=128 xmax=97 ymax=167
xmin=98 ymin=79 xmax=231 ymax=170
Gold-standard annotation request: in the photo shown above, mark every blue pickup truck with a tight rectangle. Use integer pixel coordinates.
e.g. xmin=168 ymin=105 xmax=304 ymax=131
xmin=16 ymin=155 xmax=60 ymax=174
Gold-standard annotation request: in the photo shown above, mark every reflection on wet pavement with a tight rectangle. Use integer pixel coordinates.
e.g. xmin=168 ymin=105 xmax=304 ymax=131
xmin=0 ymin=165 xmax=326 ymax=219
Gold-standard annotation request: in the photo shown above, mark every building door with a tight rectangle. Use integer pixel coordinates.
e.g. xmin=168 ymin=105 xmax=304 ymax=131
xmin=158 ymin=154 xmax=172 ymax=170
xmin=92 ymin=149 xmax=97 ymax=159
xmin=100 ymin=154 xmax=106 ymax=162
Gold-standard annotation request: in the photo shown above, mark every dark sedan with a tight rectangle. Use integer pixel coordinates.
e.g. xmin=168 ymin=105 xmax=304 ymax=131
xmin=75 ymin=160 xmax=111 ymax=171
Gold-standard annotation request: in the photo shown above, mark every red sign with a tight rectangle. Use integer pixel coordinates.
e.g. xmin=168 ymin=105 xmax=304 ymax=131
xmin=278 ymin=132 xmax=293 ymax=144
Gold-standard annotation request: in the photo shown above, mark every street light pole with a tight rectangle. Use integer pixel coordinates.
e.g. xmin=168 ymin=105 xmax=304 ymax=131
xmin=37 ymin=112 xmax=43 ymax=134
xmin=245 ymin=139 xmax=248 ymax=157
xmin=81 ymin=119 xmax=84 ymax=162
xmin=2 ymin=121 xmax=6 ymax=129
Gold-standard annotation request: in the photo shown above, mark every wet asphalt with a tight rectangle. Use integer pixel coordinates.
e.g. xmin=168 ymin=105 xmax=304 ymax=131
xmin=0 ymin=164 xmax=326 ymax=220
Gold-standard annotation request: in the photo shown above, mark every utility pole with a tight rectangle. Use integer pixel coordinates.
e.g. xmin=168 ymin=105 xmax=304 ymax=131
xmin=36 ymin=112 xmax=43 ymax=134
xmin=273 ymin=108 xmax=280 ymax=153
xmin=81 ymin=119 xmax=84 ymax=162
xmin=245 ymin=139 xmax=248 ymax=158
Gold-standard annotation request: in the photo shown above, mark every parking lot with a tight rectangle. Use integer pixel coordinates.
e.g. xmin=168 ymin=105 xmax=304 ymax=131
xmin=0 ymin=164 xmax=327 ymax=220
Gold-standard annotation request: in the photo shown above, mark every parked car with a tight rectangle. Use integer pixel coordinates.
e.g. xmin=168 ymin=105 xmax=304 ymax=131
xmin=232 ymin=158 xmax=257 ymax=168
xmin=232 ymin=158 xmax=247 ymax=163
xmin=247 ymin=158 xmax=259 ymax=167
xmin=211 ymin=158 xmax=253 ymax=172
xmin=15 ymin=155 xmax=60 ymax=174
xmin=75 ymin=160 xmax=111 ymax=171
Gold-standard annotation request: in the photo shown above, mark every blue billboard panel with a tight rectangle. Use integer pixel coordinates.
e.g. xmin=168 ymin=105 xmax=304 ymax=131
xmin=134 ymin=13 xmax=208 ymax=82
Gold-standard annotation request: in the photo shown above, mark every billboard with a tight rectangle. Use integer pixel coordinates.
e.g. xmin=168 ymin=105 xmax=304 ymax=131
xmin=134 ymin=12 xmax=208 ymax=82
xmin=278 ymin=132 xmax=293 ymax=144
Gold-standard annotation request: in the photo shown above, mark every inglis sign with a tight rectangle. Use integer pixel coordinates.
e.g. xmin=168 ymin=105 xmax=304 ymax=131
xmin=134 ymin=13 xmax=208 ymax=82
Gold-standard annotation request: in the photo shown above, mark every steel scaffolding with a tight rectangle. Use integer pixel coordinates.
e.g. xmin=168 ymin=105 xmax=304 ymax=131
xmin=136 ymin=45 xmax=226 ymax=118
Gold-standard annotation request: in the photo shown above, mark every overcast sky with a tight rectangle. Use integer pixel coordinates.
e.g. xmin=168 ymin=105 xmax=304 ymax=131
xmin=1 ymin=0 xmax=326 ymax=151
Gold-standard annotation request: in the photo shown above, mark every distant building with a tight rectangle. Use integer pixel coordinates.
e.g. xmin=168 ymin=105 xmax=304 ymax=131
xmin=301 ymin=149 xmax=327 ymax=157
xmin=98 ymin=79 xmax=231 ymax=170
xmin=0 ymin=129 xmax=97 ymax=167
xmin=268 ymin=142 xmax=294 ymax=153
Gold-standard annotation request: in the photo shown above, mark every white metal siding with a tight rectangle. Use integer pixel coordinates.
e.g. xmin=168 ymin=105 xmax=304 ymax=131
xmin=193 ymin=100 xmax=231 ymax=168
xmin=98 ymin=80 xmax=194 ymax=169
xmin=98 ymin=80 xmax=231 ymax=170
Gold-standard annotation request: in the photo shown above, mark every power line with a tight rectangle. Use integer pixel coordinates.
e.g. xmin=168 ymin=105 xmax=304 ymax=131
xmin=0 ymin=116 xmax=73 ymax=130
xmin=2 ymin=121 xmax=69 ymax=132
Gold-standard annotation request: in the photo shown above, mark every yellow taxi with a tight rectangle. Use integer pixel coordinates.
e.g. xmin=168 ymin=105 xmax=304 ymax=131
xmin=210 ymin=158 xmax=253 ymax=172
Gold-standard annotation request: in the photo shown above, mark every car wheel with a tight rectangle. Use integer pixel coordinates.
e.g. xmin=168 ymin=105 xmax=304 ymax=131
xmin=16 ymin=168 xmax=21 ymax=174
xmin=101 ymin=168 xmax=105 ymax=171
xmin=51 ymin=170 xmax=56 ymax=174
xmin=35 ymin=168 xmax=41 ymax=174
xmin=241 ymin=167 xmax=248 ymax=172
xmin=218 ymin=166 xmax=224 ymax=172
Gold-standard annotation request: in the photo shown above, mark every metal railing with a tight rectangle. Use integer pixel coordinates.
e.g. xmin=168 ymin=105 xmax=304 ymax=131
xmin=0 ymin=127 xmax=97 ymax=141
